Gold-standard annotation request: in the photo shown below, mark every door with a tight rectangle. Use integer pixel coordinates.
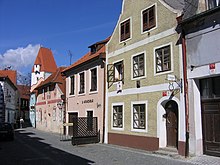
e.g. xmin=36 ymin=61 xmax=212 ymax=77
xmin=202 ymin=100 xmax=220 ymax=157
xmin=165 ymin=101 xmax=178 ymax=148
xmin=87 ymin=111 xmax=93 ymax=131
xmin=68 ymin=112 xmax=78 ymax=136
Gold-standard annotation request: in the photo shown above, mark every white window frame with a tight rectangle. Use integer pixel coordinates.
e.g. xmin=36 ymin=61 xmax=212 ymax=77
xmin=141 ymin=3 xmax=157 ymax=34
xmin=119 ymin=17 xmax=132 ymax=43
xmin=154 ymin=42 xmax=173 ymax=76
xmin=111 ymin=102 xmax=124 ymax=131
xmin=89 ymin=66 xmax=98 ymax=94
xmin=131 ymin=101 xmax=148 ymax=133
xmin=78 ymin=71 xmax=86 ymax=95
xmin=131 ymin=51 xmax=147 ymax=80
xmin=69 ymin=75 xmax=75 ymax=96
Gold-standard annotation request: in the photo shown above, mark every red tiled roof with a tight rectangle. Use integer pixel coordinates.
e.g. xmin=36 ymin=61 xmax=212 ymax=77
xmin=62 ymin=37 xmax=110 ymax=73
xmin=17 ymin=85 xmax=30 ymax=99
xmin=0 ymin=70 xmax=17 ymax=85
xmin=36 ymin=67 xmax=66 ymax=94
xmin=32 ymin=47 xmax=57 ymax=73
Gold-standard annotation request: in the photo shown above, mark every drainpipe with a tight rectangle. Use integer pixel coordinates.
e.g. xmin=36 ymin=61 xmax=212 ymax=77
xmin=100 ymin=53 xmax=106 ymax=143
xmin=102 ymin=62 xmax=106 ymax=143
xmin=181 ymin=29 xmax=189 ymax=157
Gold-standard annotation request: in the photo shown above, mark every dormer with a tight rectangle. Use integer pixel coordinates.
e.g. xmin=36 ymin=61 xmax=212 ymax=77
xmin=34 ymin=64 xmax=41 ymax=74
xmin=89 ymin=45 xmax=97 ymax=54
xmin=88 ymin=38 xmax=109 ymax=55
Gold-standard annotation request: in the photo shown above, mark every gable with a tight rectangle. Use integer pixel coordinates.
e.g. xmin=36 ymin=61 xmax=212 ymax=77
xmin=108 ymin=0 xmax=181 ymax=54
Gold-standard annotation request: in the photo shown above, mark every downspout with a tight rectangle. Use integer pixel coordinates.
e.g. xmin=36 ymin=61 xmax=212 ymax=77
xmin=177 ymin=14 xmax=189 ymax=157
xmin=181 ymin=28 xmax=189 ymax=157
xmin=102 ymin=60 xmax=106 ymax=143
xmin=100 ymin=53 xmax=106 ymax=143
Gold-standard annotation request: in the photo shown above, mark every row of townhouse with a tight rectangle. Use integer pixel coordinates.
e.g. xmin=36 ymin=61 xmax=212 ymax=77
xmin=0 ymin=70 xmax=30 ymax=126
xmin=0 ymin=70 xmax=17 ymax=124
xmin=30 ymin=0 xmax=220 ymax=157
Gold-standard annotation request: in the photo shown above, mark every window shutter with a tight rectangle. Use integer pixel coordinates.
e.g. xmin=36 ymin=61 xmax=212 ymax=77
xmin=107 ymin=64 xmax=115 ymax=88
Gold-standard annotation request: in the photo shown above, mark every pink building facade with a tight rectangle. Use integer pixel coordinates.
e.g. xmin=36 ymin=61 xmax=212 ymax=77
xmin=62 ymin=37 xmax=109 ymax=142
xmin=35 ymin=67 xmax=66 ymax=134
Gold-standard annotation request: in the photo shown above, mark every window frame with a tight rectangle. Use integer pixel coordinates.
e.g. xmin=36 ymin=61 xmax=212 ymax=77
xmin=78 ymin=71 xmax=85 ymax=95
xmin=89 ymin=67 xmax=98 ymax=93
xmin=141 ymin=3 xmax=157 ymax=34
xmin=131 ymin=101 xmax=148 ymax=133
xmin=119 ymin=17 xmax=132 ymax=43
xmin=111 ymin=102 xmax=124 ymax=131
xmin=154 ymin=43 xmax=173 ymax=76
xmin=131 ymin=51 xmax=146 ymax=80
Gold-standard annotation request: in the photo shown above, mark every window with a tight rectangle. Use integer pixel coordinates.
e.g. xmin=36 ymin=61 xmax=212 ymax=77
xmin=114 ymin=61 xmax=124 ymax=82
xmin=206 ymin=0 xmax=219 ymax=9
xmin=70 ymin=76 xmax=75 ymax=95
xmin=133 ymin=104 xmax=146 ymax=129
xmin=39 ymin=109 xmax=42 ymax=122
xmin=52 ymin=107 xmax=56 ymax=121
xmin=79 ymin=72 xmax=85 ymax=94
xmin=107 ymin=61 xmax=124 ymax=88
xmin=113 ymin=105 xmax=123 ymax=128
xmin=142 ymin=5 xmax=156 ymax=32
xmin=155 ymin=45 xmax=171 ymax=73
xmin=42 ymin=89 xmax=45 ymax=100
xmin=200 ymin=76 xmax=220 ymax=99
xmin=90 ymin=68 xmax=97 ymax=92
xmin=120 ymin=19 xmax=130 ymax=42
xmin=133 ymin=53 xmax=145 ymax=78
xmin=47 ymin=86 xmax=51 ymax=99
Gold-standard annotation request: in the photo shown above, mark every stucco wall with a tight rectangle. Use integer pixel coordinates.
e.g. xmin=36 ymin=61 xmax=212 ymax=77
xmin=66 ymin=60 xmax=105 ymax=142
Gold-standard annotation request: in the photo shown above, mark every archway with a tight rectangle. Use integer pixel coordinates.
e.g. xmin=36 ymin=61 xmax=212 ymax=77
xmin=164 ymin=100 xmax=178 ymax=148
xmin=157 ymin=97 xmax=179 ymax=149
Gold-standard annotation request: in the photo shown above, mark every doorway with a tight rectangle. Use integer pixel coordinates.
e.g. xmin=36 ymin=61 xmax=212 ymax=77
xmin=165 ymin=100 xmax=178 ymax=148
xmin=68 ymin=112 xmax=78 ymax=136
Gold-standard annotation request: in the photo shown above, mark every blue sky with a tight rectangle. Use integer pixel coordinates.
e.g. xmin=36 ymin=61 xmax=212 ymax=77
xmin=0 ymin=0 xmax=122 ymax=74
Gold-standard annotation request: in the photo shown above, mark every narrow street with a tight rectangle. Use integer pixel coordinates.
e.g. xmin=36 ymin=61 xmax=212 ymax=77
xmin=0 ymin=127 xmax=219 ymax=165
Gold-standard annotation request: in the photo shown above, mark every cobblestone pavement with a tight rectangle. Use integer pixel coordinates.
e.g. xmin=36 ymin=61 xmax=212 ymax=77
xmin=8 ymin=127 xmax=220 ymax=165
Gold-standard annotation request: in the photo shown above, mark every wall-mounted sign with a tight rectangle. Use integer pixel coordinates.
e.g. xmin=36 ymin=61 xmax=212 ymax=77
xmin=209 ymin=63 xmax=215 ymax=74
xmin=167 ymin=74 xmax=176 ymax=81
xmin=82 ymin=99 xmax=93 ymax=104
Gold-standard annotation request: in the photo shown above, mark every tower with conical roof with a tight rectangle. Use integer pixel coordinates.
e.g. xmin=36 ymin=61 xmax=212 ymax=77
xmin=31 ymin=47 xmax=57 ymax=87
xmin=29 ymin=47 xmax=57 ymax=127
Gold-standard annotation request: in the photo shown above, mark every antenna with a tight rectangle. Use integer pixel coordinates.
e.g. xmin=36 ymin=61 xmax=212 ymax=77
xmin=68 ymin=50 xmax=72 ymax=65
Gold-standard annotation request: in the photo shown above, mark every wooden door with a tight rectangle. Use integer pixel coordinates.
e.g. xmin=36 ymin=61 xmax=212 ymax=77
xmin=166 ymin=107 xmax=178 ymax=148
xmin=202 ymin=100 xmax=220 ymax=157
xmin=68 ymin=113 xmax=78 ymax=136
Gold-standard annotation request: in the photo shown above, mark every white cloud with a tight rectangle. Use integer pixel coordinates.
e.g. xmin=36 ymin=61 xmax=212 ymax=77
xmin=0 ymin=44 xmax=40 ymax=73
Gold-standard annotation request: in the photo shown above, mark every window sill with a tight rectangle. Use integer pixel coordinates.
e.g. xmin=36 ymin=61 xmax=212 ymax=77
xmin=89 ymin=90 xmax=98 ymax=95
xmin=111 ymin=127 xmax=124 ymax=131
xmin=119 ymin=37 xmax=131 ymax=44
xmin=131 ymin=128 xmax=147 ymax=133
xmin=154 ymin=70 xmax=173 ymax=76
